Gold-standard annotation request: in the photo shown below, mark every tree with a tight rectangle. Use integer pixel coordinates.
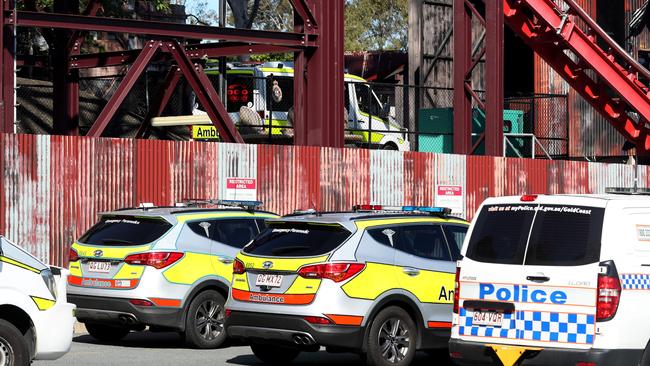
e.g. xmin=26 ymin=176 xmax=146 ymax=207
xmin=345 ymin=0 xmax=408 ymax=52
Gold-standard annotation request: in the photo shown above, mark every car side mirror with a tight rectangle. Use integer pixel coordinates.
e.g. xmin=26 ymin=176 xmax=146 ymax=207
xmin=379 ymin=103 xmax=390 ymax=120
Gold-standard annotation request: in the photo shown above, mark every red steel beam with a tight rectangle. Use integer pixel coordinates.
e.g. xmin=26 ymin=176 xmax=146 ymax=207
xmin=165 ymin=42 xmax=243 ymax=143
xmin=14 ymin=11 xmax=317 ymax=47
xmin=70 ymin=43 xmax=300 ymax=69
xmin=1 ymin=0 xmax=14 ymax=133
xmin=485 ymin=0 xmax=503 ymax=156
xmin=136 ymin=68 xmax=181 ymax=139
xmin=86 ymin=41 xmax=161 ymax=137
xmin=287 ymin=0 xmax=317 ymax=30
xmin=292 ymin=0 xmax=344 ymax=148
xmin=453 ymin=0 xmax=473 ymax=154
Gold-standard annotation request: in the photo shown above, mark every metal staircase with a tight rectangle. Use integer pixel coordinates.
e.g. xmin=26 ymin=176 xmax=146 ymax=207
xmin=503 ymin=0 xmax=650 ymax=152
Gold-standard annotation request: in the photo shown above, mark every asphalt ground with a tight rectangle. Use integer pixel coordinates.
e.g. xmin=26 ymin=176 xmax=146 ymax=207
xmin=33 ymin=329 xmax=456 ymax=366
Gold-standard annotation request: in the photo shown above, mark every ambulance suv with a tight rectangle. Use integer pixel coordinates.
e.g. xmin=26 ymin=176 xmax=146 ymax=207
xmin=0 ymin=235 xmax=75 ymax=365
xmin=450 ymin=193 xmax=650 ymax=366
xmin=224 ymin=205 xmax=469 ymax=366
xmin=67 ymin=200 xmax=277 ymax=349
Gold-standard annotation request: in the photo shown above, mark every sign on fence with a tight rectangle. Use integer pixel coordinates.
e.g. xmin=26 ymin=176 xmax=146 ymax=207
xmin=435 ymin=185 xmax=464 ymax=218
xmin=225 ymin=178 xmax=257 ymax=201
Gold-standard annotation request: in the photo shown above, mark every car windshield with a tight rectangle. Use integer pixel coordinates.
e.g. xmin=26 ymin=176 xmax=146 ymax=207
xmin=243 ymin=222 xmax=351 ymax=257
xmin=465 ymin=204 xmax=605 ymax=266
xmin=78 ymin=216 xmax=172 ymax=246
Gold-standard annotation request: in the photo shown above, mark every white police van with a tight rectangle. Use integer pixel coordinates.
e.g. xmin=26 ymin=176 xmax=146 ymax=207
xmin=450 ymin=193 xmax=650 ymax=366
xmin=0 ymin=235 xmax=75 ymax=365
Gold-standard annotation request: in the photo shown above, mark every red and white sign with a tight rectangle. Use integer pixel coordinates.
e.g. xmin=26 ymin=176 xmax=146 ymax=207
xmin=435 ymin=185 xmax=464 ymax=217
xmin=225 ymin=177 xmax=257 ymax=201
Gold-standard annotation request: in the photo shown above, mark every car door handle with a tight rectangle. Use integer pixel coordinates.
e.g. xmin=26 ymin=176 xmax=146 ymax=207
xmin=403 ymin=267 xmax=420 ymax=277
xmin=526 ymin=276 xmax=550 ymax=283
xmin=218 ymin=257 xmax=234 ymax=265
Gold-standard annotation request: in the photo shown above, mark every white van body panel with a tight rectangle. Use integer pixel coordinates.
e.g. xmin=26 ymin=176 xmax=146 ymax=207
xmin=454 ymin=194 xmax=650 ymax=357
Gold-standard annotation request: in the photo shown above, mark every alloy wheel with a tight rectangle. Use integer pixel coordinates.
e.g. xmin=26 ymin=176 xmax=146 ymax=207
xmin=377 ymin=318 xmax=410 ymax=363
xmin=195 ymin=299 xmax=223 ymax=341
xmin=0 ymin=337 xmax=13 ymax=366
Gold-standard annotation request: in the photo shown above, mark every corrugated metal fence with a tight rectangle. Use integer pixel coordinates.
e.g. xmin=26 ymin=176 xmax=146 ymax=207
xmin=0 ymin=134 xmax=644 ymax=266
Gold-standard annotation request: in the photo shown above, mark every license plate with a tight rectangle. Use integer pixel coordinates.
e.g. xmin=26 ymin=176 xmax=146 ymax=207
xmin=255 ymin=274 xmax=283 ymax=287
xmin=88 ymin=261 xmax=111 ymax=274
xmin=472 ymin=310 xmax=504 ymax=327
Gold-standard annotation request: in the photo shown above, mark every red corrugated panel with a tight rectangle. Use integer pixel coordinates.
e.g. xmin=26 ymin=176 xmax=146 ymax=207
xmin=319 ymin=147 xmax=370 ymax=212
xmin=466 ymin=155 xmax=495 ymax=220
xmin=136 ymin=139 xmax=171 ymax=205
xmin=403 ymin=151 xmax=436 ymax=206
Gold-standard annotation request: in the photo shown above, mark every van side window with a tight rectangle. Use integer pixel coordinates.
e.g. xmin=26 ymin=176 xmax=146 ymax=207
xmin=524 ymin=206 xmax=604 ymax=266
xmin=397 ymin=225 xmax=452 ymax=261
xmin=213 ymin=219 xmax=260 ymax=249
xmin=354 ymin=84 xmax=382 ymax=116
xmin=465 ymin=205 xmax=536 ymax=264
xmin=443 ymin=225 xmax=468 ymax=260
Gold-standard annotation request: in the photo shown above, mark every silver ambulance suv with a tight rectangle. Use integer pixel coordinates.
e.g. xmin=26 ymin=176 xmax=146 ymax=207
xmin=67 ymin=200 xmax=277 ymax=348
xmin=225 ymin=205 xmax=469 ymax=366
xmin=0 ymin=236 xmax=75 ymax=365
xmin=450 ymin=193 xmax=650 ymax=366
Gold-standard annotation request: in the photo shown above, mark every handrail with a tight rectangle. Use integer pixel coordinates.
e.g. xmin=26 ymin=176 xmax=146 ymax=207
xmin=562 ymin=0 xmax=650 ymax=82
xmin=503 ymin=133 xmax=553 ymax=160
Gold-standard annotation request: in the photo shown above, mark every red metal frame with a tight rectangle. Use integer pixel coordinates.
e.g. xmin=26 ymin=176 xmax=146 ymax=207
xmin=504 ymin=0 xmax=650 ymax=151
xmin=5 ymin=1 xmax=345 ymax=147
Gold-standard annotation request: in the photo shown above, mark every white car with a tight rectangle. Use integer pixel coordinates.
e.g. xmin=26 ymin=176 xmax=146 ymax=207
xmin=450 ymin=193 xmax=650 ymax=366
xmin=0 ymin=236 xmax=75 ymax=365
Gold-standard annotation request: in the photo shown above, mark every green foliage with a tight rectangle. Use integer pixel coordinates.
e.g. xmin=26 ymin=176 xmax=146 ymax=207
xmin=345 ymin=0 xmax=408 ymax=51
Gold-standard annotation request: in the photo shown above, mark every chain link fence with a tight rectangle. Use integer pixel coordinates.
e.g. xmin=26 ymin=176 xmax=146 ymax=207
xmin=16 ymin=72 xmax=568 ymax=157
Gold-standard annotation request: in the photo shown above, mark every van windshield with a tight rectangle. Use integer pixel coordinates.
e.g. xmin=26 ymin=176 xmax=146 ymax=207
xmin=465 ymin=204 xmax=605 ymax=266
xmin=78 ymin=216 xmax=172 ymax=246
xmin=243 ymin=222 xmax=351 ymax=257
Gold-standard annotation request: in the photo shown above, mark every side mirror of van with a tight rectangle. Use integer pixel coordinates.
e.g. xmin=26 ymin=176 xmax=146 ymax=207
xmin=379 ymin=103 xmax=390 ymax=120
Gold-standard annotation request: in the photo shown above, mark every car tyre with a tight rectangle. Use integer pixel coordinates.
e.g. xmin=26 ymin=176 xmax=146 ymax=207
xmin=382 ymin=144 xmax=398 ymax=151
xmin=184 ymin=290 xmax=227 ymax=349
xmin=85 ymin=323 xmax=130 ymax=343
xmin=250 ymin=342 xmax=300 ymax=365
xmin=0 ymin=319 xmax=29 ymax=366
xmin=366 ymin=306 xmax=417 ymax=366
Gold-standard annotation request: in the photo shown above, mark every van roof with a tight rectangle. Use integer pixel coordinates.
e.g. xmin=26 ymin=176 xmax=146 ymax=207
xmin=483 ymin=193 xmax=650 ymax=205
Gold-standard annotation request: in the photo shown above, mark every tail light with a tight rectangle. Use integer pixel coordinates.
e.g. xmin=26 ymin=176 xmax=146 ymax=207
xmin=257 ymin=110 xmax=265 ymax=120
xmin=129 ymin=299 xmax=154 ymax=307
xmin=225 ymin=309 xmax=232 ymax=318
xmin=597 ymin=260 xmax=621 ymax=321
xmin=304 ymin=316 xmax=333 ymax=325
xmin=298 ymin=263 xmax=365 ymax=283
xmin=69 ymin=248 xmax=79 ymax=262
xmin=124 ymin=252 xmax=184 ymax=269
xmin=233 ymin=258 xmax=246 ymax=275
xmin=453 ymin=266 xmax=461 ymax=314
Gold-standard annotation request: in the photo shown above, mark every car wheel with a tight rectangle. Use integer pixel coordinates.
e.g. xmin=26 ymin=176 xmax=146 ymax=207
xmin=250 ymin=342 xmax=300 ymax=365
xmin=85 ymin=323 xmax=130 ymax=343
xmin=0 ymin=319 xmax=28 ymax=366
xmin=366 ymin=306 xmax=417 ymax=366
xmin=184 ymin=290 xmax=227 ymax=349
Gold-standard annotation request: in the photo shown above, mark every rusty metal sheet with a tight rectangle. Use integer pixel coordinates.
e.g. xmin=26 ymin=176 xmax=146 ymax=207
xmin=319 ymin=147 xmax=370 ymax=212
xmin=370 ymin=150 xmax=404 ymax=206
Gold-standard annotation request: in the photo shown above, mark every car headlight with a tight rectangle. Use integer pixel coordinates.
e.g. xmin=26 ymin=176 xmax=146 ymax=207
xmin=40 ymin=269 xmax=57 ymax=300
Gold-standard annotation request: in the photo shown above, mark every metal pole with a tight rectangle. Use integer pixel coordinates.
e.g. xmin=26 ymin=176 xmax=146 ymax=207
xmin=219 ymin=0 xmax=227 ymax=110
xmin=485 ymin=0 xmax=504 ymax=156
xmin=367 ymin=84 xmax=373 ymax=149
xmin=268 ymin=75 xmax=273 ymax=143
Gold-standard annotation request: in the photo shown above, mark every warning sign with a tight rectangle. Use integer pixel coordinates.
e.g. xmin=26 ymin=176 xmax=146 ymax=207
xmin=435 ymin=185 xmax=464 ymax=218
xmin=225 ymin=178 xmax=257 ymax=201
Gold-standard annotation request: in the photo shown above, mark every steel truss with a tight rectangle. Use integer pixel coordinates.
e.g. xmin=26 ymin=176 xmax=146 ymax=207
xmin=7 ymin=0 xmax=344 ymax=147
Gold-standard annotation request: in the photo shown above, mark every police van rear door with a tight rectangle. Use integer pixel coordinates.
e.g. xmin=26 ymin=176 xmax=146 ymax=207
xmin=458 ymin=197 xmax=604 ymax=349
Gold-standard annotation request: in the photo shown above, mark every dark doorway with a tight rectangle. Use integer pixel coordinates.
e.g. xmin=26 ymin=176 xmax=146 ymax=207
xmin=504 ymin=26 xmax=534 ymax=97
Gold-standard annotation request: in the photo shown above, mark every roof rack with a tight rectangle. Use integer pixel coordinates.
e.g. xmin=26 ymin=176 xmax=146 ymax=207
xmin=179 ymin=199 xmax=263 ymax=211
xmin=605 ymin=187 xmax=650 ymax=195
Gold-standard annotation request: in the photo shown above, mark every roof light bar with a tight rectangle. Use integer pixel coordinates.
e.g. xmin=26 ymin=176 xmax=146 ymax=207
xmin=353 ymin=205 xmax=452 ymax=215
xmin=520 ymin=194 xmax=538 ymax=202
xmin=181 ymin=198 xmax=263 ymax=210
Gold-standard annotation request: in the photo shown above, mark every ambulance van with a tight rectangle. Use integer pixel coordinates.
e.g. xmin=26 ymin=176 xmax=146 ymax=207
xmin=450 ymin=193 xmax=650 ymax=365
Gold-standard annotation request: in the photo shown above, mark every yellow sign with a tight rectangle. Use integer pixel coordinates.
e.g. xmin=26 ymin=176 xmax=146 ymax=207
xmin=192 ymin=125 xmax=219 ymax=139
xmin=487 ymin=344 xmax=541 ymax=366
